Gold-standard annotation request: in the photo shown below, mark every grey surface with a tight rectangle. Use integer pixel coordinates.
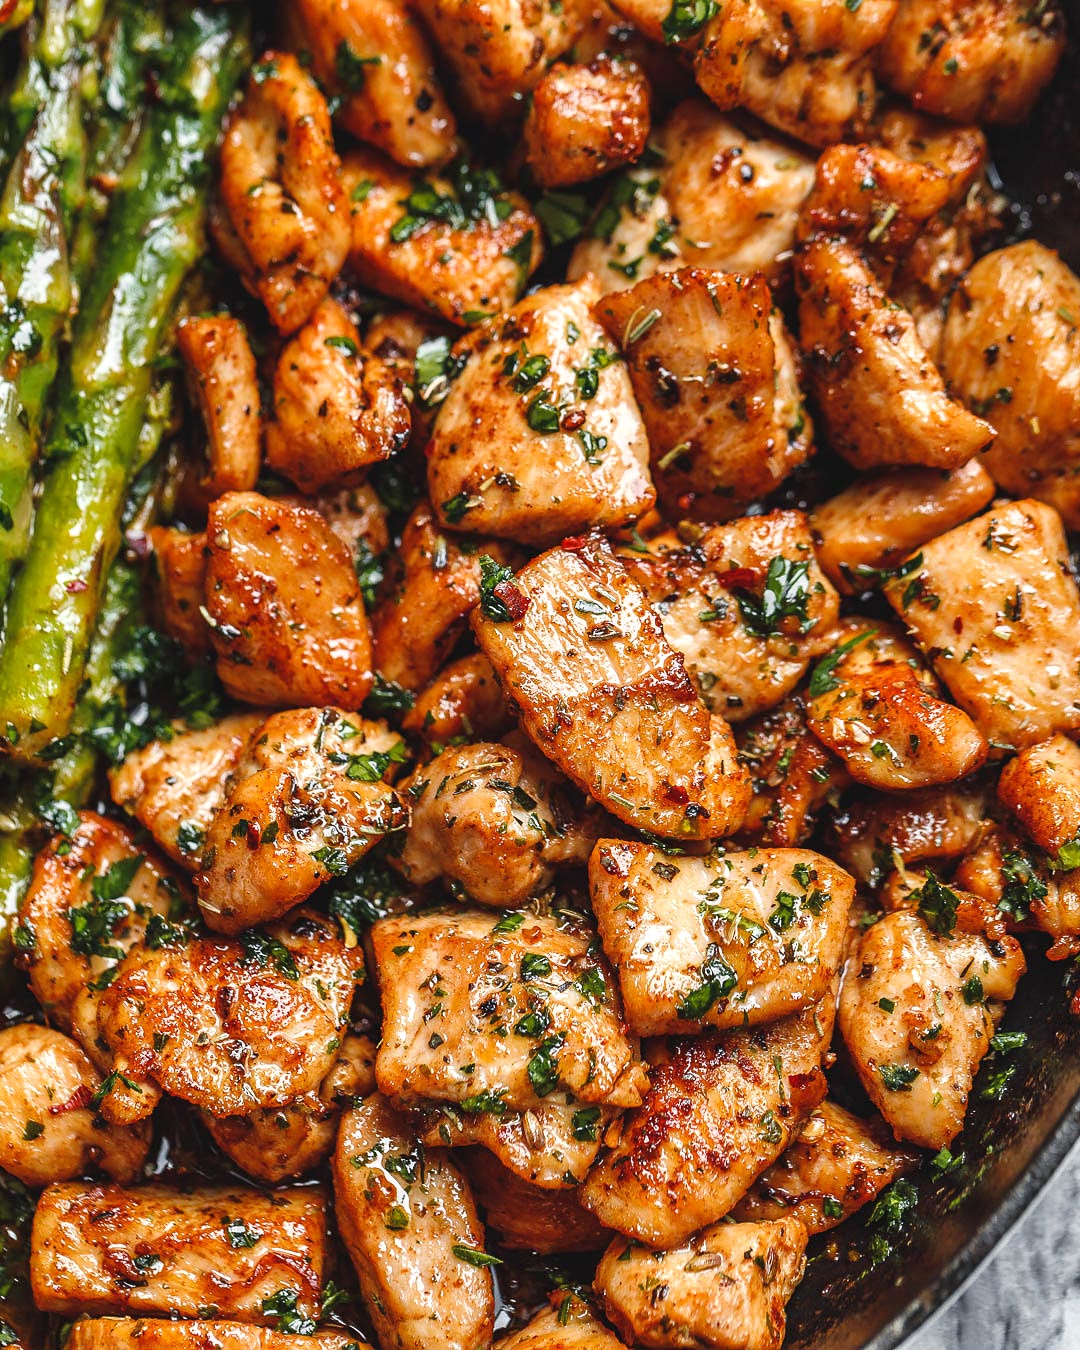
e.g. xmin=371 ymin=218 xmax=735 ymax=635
xmin=908 ymin=1140 xmax=1080 ymax=1350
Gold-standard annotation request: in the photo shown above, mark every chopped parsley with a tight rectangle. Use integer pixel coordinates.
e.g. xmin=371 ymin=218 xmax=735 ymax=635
xmin=734 ymin=557 xmax=812 ymax=639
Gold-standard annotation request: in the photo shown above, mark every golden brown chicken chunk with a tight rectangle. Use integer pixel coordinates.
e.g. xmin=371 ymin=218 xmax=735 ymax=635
xmin=148 ymin=526 xmax=211 ymax=660
xmin=998 ymin=734 xmax=1080 ymax=861
xmin=805 ymin=621 xmax=988 ymax=790
xmin=343 ymin=147 xmax=541 ymax=328
xmin=695 ymin=0 xmax=899 ymax=148
xmin=30 ymin=1182 xmax=327 ymax=1321
xmin=66 ymin=1323 xmax=363 ymax=1350
xmin=620 ymin=513 xmax=839 ymax=721
xmin=733 ymin=1100 xmax=918 ymax=1235
xmin=810 ymin=459 xmax=996 ymax=594
xmin=796 ymin=236 xmax=994 ymax=470
xmin=462 ymin=1148 xmax=608 ymax=1252
xmin=109 ymin=714 xmax=263 ymax=870
xmin=523 ymin=57 xmax=650 ymax=187
xmin=95 ymin=908 xmax=363 ymax=1121
xmin=0 ymin=1025 xmax=150 ymax=1187
xmin=333 ymin=1093 xmax=495 ymax=1350
xmin=839 ymin=902 xmax=1025 ymax=1148
xmin=401 ymin=653 xmax=513 ymax=753
xmin=372 ymin=909 xmax=645 ymax=1113
xmin=215 ymin=52 xmax=349 ymax=333
xmin=264 ymin=298 xmax=411 ymax=494
xmin=473 ymin=535 xmax=751 ymax=840
xmin=494 ymin=1297 xmax=625 ymax=1350
xmin=882 ymin=499 xmax=1080 ymax=751
xmin=393 ymin=738 xmax=599 ymax=906
xmin=290 ymin=0 xmax=457 ymax=167
xmin=196 ymin=707 xmax=409 ymax=932
xmin=176 ymin=316 xmax=260 ymax=500
xmin=580 ymin=1001 xmax=830 ymax=1245
xmin=878 ymin=0 xmax=1066 ymax=124
xmin=596 ymin=1218 xmax=808 ymax=1350
xmin=595 ymin=271 xmax=811 ymax=520
xmin=590 ymin=840 xmax=854 ymax=1035
xmin=204 ymin=491 xmax=374 ymax=710
xmin=428 ymin=277 xmax=654 ymax=545
xmin=942 ymin=242 xmax=1080 ymax=528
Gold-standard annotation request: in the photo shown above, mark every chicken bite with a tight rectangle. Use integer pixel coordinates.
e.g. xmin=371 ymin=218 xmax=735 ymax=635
xmin=839 ymin=901 xmax=1025 ymax=1148
xmin=462 ymin=1148 xmax=608 ymax=1252
xmin=333 ymin=1093 xmax=495 ymax=1350
xmin=594 ymin=271 xmax=811 ymax=520
xmin=494 ymin=1296 xmax=626 ymax=1349
xmin=372 ymin=908 xmax=646 ymax=1113
xmin=523 ymin=57 xmax=650 ymax=188
xmin=998 ymin=734 xmax=1080 ymax=861
xmin=590 ymin=840 xmax=854 ymax=1035
xmin=67 ymin=1323 xmax=363 ymax=1350
xmin=30 ymin=1182 xmax=327 ymax=1322
xmin=0 ymin=1025 xmax=150 ymax=1187
xmin=176 ymin=316 xmax=261 ymax=501
xmin=472 ymin=534 xmax=751 ymax=840
xmin=264 ymin=297 xmax=411 ymax=494
xmin=596 ymin=1218 xmax=808 ymax=1350
xmin=882 ymin=499 xmax=1080 ymax=751
xmin=427 ymin=277 xmax=654 ymax=545
xmin=393 ymin=738 xmax=599 ymax=906
xmin=401 ymin=653 xmax=513 ymax=753
xmin=148 ymin=526 xmax=211 ymax=660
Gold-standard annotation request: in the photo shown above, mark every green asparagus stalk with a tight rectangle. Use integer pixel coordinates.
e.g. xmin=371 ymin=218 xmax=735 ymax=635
xmin=0 ymin=0 xmax=106 ymax=599
xmin=0 ymin=3 xmax=249 ymax=761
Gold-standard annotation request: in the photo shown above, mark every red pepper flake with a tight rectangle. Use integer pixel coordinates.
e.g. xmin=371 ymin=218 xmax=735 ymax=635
xmin=560 ymin=408 xmax=586 ymax=432
xmin=664 ymin=784 xmax=690 ymax=805
xmin=560 ymin=534 xmax=588 ymax=551
xmin=65 ymin=578 xmax=89 ymax=594
xmin=493 ymin=579 xmax=530 ymax=621
xmin=49 ymin=1084 xmax=92 ymax=1116
xmin=715 ymin=567 xmax=759 ymax=591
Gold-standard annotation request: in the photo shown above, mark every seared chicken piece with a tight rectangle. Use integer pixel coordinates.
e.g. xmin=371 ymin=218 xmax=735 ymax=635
xmin=570 ymin=102 xmax=816 ymax=292
xmin=595 ymin=271 xmax=811 ymax=520
xmin=462 ymin=1148 xmax=608 ymax=1252
xmin=810 ymin=459 xmax=995 ymax=594
xmin=67 ymin=1323 xmax=363 ymax=1350
xmin=878 ymin=0 xmax=1066 ymax=124
xmin=882 ymin=499 xmax=1080 ymax=751
xmin=796 ymin=236 xmax=994 ymax=470
xmin=523 ymin=57 xmax=650 ymax=187
xmin=942 ymin=242 xmax=1080 ymax=528
xmin=472 ymin=535 xmax=751 ymax=840
xmin=411 ymin=0 xmax=589 ymax=121
xmin=313 ymin=479 xmax=390 ymax=573
xmin=401 ymin=654 xmax=513 ymax=753
xmin=372 ymin=909 xmax=645 ymax=1112
xmin=827 ymin=782 xmax=989 ymax=887
xmin=95 ymin=908 xmax=363 ymax=1121
xmin=695 ymin=0 xmax=898 ymax=148
xmin=580 ymin=1002 xmax=830 ymax=1245
xmin=733 ymin=1100 xmax=918 ymax=1234
xmin=998 ymin=734 xmax=1080 ymax=860
xmin=290 ymin=0 xmax=457 ymax=167
xmin=148 ymin=526 xmax=211 ymax=660
xmin=264 ymin=297 xmax=410 ymax=494
xmin=109 ymin=713 xmax=264 ymax=869
xmin=197 ymin=707 xmax=409 ymax=932
xmin=214 ymin=52 xmax=349 ymax=333
xmin=0 ymin=1025 xmax=150 ymax=1186
xmin=596 ymin=1218 xmax=808 ymax=1350
xmin=393 ymin=738 xmax=599 ymax=906
xmin=333 ymin=1093 xmax=495 ymax=1350
xmin=596 ymin=0 xmax=671 ymax=44
xmin=806 ymin=621 xmax=988 ymax=790
xmin=839 ymin=904 xmax=1025 ymax=1148
xmin=494 ymin=1296 xmax=626 ymax=1349
xmin=871 ymin=105 xmax=988 ymax=202
xmin=204 ymin=491 xmax=374 ymax=710
xmin=428 ymin=277 xmax=654 ymax=545
xmin=737 ymin=696 xmax=848 ymax=848
xmin=202 ymin=1033 xmax=376 ymax=1183
xmin=30 ymin=1182 xmax=327 ymax=1321
xmin=620 ymin=512 xmax=839 ymax=721
xmin=372 ymin=502 xmax=522 ymax=692
xmin=342 ymin=146 xmax=541 ymax=328
xmin=176 ymin=316 xmax=260 ymax=500
xmin=590 ymin=840 xmax=854 ymax=1035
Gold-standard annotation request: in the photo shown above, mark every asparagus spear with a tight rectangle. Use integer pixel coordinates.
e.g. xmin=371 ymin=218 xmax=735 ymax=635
xmin=0 ymin=4 xmax=249 ymax=760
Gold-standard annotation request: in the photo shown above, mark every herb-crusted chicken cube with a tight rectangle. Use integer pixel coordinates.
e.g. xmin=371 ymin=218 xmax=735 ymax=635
xmin=523 ymin=57 xmax=650 ymax=188
xmin=372 ymin=909 xmax=646 ymax=1114
xmin=589 ymin=840 xmax=854 ymax=1035
xmin=882 ymin=499 xmax=1080 ymax=750
xmin=494 ymin=1296 xmax=626 ymax=1349
xmin=29 ymin=1182 xmax=327 ymax=1322
xmin=428 ymin=277 xmax=654 ymax=545
xmin=401 ymin=654 xmax=513 ymax=753
xmin=580 ymin=1001 xmax=831 ymax=1245
xmin=66 ymin=1323 xmax=363 ymax=1350
xmin=594 ymin=271 xmax=811 ymax=520
xmin=997 ymin=734 xmax=1080 ymax=861
xmin=176 ymin=316 xmax=261 ymax=501
xmin=148 ymin=526 xmax=212 ymax=660
xmin=472 ymin=534 xmax=751 ymax=840
xmin=462 ymin=1148 xmax=608 ymax=1251
xmin=595 ymin=1218 xmax=808 ymax=1350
